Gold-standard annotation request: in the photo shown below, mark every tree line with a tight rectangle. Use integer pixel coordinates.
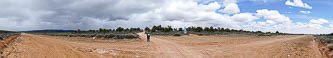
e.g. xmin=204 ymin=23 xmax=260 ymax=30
xmin=144 ymin=25 xmax=278 ymax=33
xmin=77 ymin=25 xmax=282 ymax=33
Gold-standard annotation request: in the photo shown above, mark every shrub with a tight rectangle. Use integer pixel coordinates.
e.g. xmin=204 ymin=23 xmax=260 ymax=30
xmin=0 ymin=33 xmax=20 ymax=40
xmin=328 ymin=46 xmax=333 ymax=51
xmin=31 ymin=32 xmax=139 ymax=39
xmin=258 ymin=33 xmax=272 ymax=36
xmin=173 ymin=34 xmax=181 ymax=36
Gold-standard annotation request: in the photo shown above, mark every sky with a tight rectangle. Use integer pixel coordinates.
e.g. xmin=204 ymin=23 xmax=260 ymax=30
xmin=0 ymin=0 xmax=332 ymax=34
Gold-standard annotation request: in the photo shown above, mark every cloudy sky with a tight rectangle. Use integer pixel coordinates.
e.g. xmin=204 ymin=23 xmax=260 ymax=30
xmin=0 ymin=0 xmax=332 ymax=34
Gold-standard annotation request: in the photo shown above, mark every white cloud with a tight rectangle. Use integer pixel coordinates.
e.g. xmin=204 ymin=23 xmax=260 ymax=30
xmin=218 ymin=0 xmax=240 ymax=14
xmin=285 ymin=0 xmax=312 ymax=9
xmin=130 ymin=1 xmax=245 ymax=28
xmin=242 ymin=21 xmax=333 ymax=34
xmin=256 ymin=9 xmax=291 ymax=24
xmin=307 ymin=18 xmax=328 ymax=29
xmin=239 ymin=10 xmax=333 ymax=34
xmin=299 ymin=10 xmax=311 ymax=14
xmin=330 ymin=24 xmax=333 ymax=28
xmin=308 ymin=24 xmax=323 ymax=29
xmin=310 ymin=18 xmax=329 ymax=24
xmin=231 ymin=13 xmax=259 ymax=23
xmin=219 ymin=3 xmax=240 ymax=14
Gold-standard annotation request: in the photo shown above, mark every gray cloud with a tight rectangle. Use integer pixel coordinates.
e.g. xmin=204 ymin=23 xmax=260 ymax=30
xmin=0 ymin=0 xmax=167 ymax=31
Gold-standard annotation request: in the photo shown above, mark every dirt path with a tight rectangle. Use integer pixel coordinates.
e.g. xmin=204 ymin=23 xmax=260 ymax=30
xmin=137 ymin=32 xmax=203 ymax=58
xmin=2 ymin=33 xmax=96 ymax=58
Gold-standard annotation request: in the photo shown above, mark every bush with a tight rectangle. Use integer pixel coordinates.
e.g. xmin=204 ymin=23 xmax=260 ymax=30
xmin=0 ymin=33 xmax=20 ymax=40
xmin=31 ymin=32 xmax=139 ymax=39
xmin=328 ymin=46 xmax=333 ymax=51
xmin=173 ymin=34 xmax=181 ymax=36
xmin=258 ymin=33 xmax=272 ymax=36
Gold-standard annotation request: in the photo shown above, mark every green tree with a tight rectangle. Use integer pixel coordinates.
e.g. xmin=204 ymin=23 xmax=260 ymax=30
xmin=209 ymin=26 xmax=214 ymax=32
xmin=256 ymin=31 xmax=263 ymax=33
xmin=116 ymin=27 xmax=124 ymax=32
xmin=225 ymin=28 xmax=230 ymax=32
xmin=275 ymin=31 xmax=280 ymax=34
xmin=178 ymin=28 xmax=183 ymax=31
xmin=196 ymin=27 xmax=203 ymax=32
xmin=266 ymin=32 xmax=271 ymax=33
xmin=144 ymin=27 xmax=150 ymax=31
xmin=165 ymin=25 xmax=172 ymax=32
xmin=230 ymin=29 xmax=236 ymax=32
xmin=88 ymin=30 xmax=96 ymax=32
xmin=125 ymin=28 xmax=130 ymax=31
xmin=98 ymin=28 xmax=109 ymax=32
xmin=152 ymin=26 xmax=157 ymax=32
xmin=204 ymin=27 xmax=209 ymax=32
xmin=221 ymin=28 xmax=225 ymax=32
xmin=99 ymin=28 xmax=103 ymax=32
xmin=239 ymin=29 xmax=244 ymax=32
xmin=157 ymin=25 xmax=162 ymax=31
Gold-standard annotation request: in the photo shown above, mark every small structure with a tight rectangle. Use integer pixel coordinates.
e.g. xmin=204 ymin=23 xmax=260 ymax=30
xmin=184 ymin=27 xmax=187 ymax=34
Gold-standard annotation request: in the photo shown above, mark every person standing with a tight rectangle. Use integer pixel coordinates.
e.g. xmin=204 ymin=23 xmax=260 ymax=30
xmin=146 ymin=33 xmax=150 ymax=42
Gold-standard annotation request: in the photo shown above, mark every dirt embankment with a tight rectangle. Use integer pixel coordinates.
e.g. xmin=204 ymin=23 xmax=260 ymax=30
xmin=313 ymin=37 xmax=331 ymax=58
xmin=0 ymin=35 xmax=19 ymax=50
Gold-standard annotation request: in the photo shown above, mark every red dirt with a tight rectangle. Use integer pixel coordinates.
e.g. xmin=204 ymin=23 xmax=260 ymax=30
xmin=0 ymin=35 xmax=19 ymax=50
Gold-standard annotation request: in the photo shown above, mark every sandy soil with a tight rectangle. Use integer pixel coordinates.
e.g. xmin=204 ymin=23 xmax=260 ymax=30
xmin=1 ymin=33 xmax=96 ymax=58
xmin=153 ymin=34 xmax=326 ymax=58
xmin=0 ymin=32 xmax=327 ymax=58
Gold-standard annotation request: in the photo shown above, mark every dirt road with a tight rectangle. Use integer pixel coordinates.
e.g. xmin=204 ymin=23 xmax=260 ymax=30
xmin=137 ymin=32 xmax=203 ymax=58
xmin=0 ymin=33 xmax=327 ymax=58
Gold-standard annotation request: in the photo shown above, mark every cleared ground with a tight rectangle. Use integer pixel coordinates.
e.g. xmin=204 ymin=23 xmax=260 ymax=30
xmin=0 ymin=32 xmax=327 ymax=58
